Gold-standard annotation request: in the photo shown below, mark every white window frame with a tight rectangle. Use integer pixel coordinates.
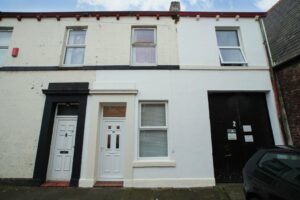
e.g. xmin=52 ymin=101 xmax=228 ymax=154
xmin=62 ymin=28 xmax=87 ymax=67
xmin=138 ymin=101 xmax=169 ymax=160
xmin=216 ymin=29 xmax=247 ymax=65
xmin=131 ymin=27 xmax=157 ymax=66
xmin=0 ymin=29 xmax=13 ymax=66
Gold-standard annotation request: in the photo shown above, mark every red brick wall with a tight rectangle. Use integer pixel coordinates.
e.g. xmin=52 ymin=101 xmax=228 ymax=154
xmin=275 ymin=59 xmax=300 ymax=145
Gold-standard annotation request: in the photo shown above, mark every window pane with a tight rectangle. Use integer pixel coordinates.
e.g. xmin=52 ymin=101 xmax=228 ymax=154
xmin=68 ymin=30 xmax=86 ymax=45
xmin=134 ymin=29 xmax=154 ymax=43
xmin=103 ymin=106 xmax=126 ymax=117
xmin=141 ymin=104 xmax=166 ymax=126
xmin=216 ymin=30 xmax=239 ymax=46
xmin=220 ymin=48 xmax=245 ymax=63
xmin=139 ymin=130 xmax=167 ymax=157
xmin=57 ymin=104 xmax=79 ymax=115
xmin=133 ymin=47 xmax=156 ymax=64
xmin=64 ymin=47 xmax=85 ymax=65
xmin=258 ymin=152 xmax=300 ymax=186
xmin=107 ymin=134 xmax=111 ymax=149
xmin=0 ymin=31 xmax=12 ymax=46
xmin=0 ymin=49 xmax=8 ymax=65
xmin=116 ymin=135 xmax=120 ymax=149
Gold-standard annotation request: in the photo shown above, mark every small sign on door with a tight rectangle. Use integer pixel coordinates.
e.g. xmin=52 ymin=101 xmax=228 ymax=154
xmin=243 ymin=125 xmax=252 ymax=132
xmin=244 ymin=135 xmax=254 ymax=143
xmin=228 ymin=133 xmax=237 ymax=140
xmin=227 ymin=129 xmax=237 ymax=140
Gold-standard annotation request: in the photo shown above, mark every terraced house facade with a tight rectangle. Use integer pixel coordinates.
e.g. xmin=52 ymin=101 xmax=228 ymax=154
xmin=0 ymin=2 xmax=284 ymax=188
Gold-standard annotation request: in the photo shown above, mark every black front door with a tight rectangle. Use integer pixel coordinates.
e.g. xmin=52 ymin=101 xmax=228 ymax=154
xmin=208 ymin=93 xmax=274 ymax=182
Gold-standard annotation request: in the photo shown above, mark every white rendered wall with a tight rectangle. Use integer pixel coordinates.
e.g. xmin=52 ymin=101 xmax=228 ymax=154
xmin=79 ymin=69 xmax=283 ymax=188
xmin=178 ymin=17 xmax=269 ymax=68
xmin=0 ymin=17 xmax=178 ymax=67
xmin=0 ymin=71 xmax=95 ymax=178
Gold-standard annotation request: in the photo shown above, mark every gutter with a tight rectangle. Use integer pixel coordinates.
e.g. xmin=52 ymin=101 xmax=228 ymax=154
xmin=0 ymin=11 xmax=266 ymax=21
xmin=259 ymin=18 xmax=293 ymax=145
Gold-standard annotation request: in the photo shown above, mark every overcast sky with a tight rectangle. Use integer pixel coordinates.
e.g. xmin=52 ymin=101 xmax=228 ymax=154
xmin=0 ymin=0 xmax=280 ymax=12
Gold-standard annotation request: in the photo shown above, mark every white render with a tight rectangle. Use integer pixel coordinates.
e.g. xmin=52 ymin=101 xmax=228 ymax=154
xmin=178 ymin=17 xmax=269 ymax=68
xmin=0 ymin=71 xmax=95 ymax=178
xmin=0 ymin=13 xmax=284 ymax=188
xmin=79 ymin=70 xmax=284 ymax=188
xmin=0 ymin=17 xmax=178 ymax=67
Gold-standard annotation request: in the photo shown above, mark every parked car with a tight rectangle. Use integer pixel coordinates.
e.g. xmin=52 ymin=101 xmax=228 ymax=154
xmin=243 ymin=146 xmax=300 ymax=200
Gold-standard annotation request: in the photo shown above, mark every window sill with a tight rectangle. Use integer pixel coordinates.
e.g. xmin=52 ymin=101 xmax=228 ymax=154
xmin=130 ymin=64 xmax=157 ymax=67
xmin=132 ymin=160 xmax=176 ymax=168
xmin=221 ymin=63 xmax=248 ymax=67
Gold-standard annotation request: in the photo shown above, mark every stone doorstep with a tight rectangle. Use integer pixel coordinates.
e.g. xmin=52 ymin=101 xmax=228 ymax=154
xmin=41 ymin=181 xmax=69 ymax=187
xmin=94 ymin=181 xmax=124 ymax=187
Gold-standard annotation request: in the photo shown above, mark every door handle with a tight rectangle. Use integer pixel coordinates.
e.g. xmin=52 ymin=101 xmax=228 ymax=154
xmin=225 ymin=154 xmax=232 ymax=157
xmin=60 ymin=150 xmax=68 ymax=154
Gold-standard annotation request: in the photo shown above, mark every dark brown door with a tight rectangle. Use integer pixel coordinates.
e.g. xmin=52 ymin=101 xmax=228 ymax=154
xmin=208 ymin=93 xmax=274 ymax=182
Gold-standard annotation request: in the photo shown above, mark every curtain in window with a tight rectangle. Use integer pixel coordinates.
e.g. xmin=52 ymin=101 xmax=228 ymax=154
xmin=64 ymin=48 xmax=85 ymax=64
xmin=133 ymin=47 xmax=156 ymax=64
xmin=139 ymin=130 xmax=168 ymax=157
xmin=134 ymin=29 xmax=154 ymax=43
xmin=68 ymin=30 xmax=86 ymax=45
xmin=141 ymin=104 xmax=166 ymax=126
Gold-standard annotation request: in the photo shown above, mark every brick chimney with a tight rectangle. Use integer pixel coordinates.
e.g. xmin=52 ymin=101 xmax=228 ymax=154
xmin=169 ymin=1 xmax=181 ymax=12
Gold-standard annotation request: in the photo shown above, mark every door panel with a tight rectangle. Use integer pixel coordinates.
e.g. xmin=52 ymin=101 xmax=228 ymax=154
xmin=99 ymin=120 xmax=124 ymax=180
xmin=47 ymin=117 xmax=77 ymax=181
xmin=208 ymin=93 xmax=274 ymax=182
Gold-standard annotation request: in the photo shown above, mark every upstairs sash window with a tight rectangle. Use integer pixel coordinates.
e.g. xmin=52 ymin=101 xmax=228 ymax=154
xmin=132 ymin=28 xmax=156 ymax=65
xmin=64 ymin=29 xmax=86 ymax=65
xmin=216 ymin=30 xmax=247 ymax=65
xmin=0 ymin=30 xmax=12 ymax=65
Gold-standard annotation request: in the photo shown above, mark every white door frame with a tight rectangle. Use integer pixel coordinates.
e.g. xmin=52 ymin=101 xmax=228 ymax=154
xmin=46 ymin=115 xmax=78 ymax=181
xmin=97 ymin=117 xmax=125 ymax=181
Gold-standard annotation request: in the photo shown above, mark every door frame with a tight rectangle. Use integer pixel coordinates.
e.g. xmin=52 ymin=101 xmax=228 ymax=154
xmin=46 ymin=115 xmax=78 ymax=181
xmin=97 ymin=117 xmax=125 ymax=181
xmin=33 ymin=82 xmax=89 ymax=186
xmin=208 ymin=92 xmax=275 ymax=182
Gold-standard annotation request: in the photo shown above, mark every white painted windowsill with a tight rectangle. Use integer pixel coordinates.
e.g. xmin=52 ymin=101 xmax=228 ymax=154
xmin=132 ymin=160 xmax=176 ymax=168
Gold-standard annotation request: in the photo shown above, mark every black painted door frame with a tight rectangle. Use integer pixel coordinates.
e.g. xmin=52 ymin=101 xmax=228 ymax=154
xmin=208 ymin=92 xmax=275 ymax=183
xmin=33 ymin=83 xmax=89 ymax=187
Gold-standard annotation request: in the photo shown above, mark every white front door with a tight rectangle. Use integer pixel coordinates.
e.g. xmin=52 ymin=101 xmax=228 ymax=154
xmin=47 ymin=116 xmax=77 ymax=181
xmin=99 ymin=119 xmax=124 ymax=180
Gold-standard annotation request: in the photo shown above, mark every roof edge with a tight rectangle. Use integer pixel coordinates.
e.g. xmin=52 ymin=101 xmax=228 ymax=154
xmin=0 ymin=11 xmax=267 ymax=19
xmin=273 ymin=54 xmax=300 ymax=70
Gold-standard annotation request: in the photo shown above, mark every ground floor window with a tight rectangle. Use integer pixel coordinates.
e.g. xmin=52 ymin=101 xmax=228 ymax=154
xmin=139 ymin=101 xmax=168 ymax=158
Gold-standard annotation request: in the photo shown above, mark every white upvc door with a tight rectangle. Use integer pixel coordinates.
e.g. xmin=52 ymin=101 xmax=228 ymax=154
xmin=47 ymin=116 xmax=77 ymax=181
xmin=98 ymin=119 xmax=124 ymax=180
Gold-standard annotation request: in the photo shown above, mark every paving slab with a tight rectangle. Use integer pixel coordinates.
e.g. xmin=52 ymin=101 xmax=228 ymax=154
xmin=218 ymin=184 xmax=246 ymax=200
xmin=0 ymin=185 xmax=244 ymax=200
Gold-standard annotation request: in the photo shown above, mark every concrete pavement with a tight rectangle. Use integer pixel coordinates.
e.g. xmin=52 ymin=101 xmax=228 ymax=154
xmin=0 ymin=184 xmax=245 ymax=200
